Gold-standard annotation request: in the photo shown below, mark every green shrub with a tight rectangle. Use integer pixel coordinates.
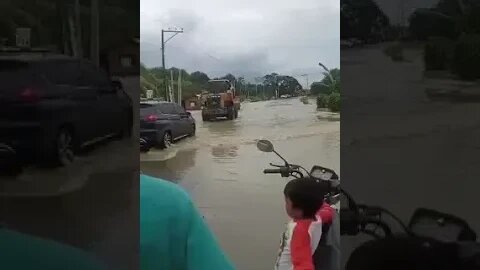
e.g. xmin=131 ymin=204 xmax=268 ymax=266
xmin=384 ymin=44 xmax=404 ymax=62
xmin=300 ymin=96 xmax=309 ymax=104
xmin=316 ymin=94 xmax=328 ymax=108
xmin=317 ymin=93 xmax=340 ymax=112
xmin=424 ymin=37 xmax=454 ymax=70
xmin=452 ymin=34 xmax=480 ymax=80
xmin=327 ymin=92 xmax=340 ymax=112
xmin=457 ymin=8 xmax=480 ymax=35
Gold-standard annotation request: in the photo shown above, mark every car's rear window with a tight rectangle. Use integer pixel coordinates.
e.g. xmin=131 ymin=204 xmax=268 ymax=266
xmin=0 ymin=60 xmax=36 ymax=89
xmin=159 ymin=103 xmax=175 ymax=114
xmin=140 ymin=104 xmax=157 ymax=117
xmin=35 ymin=60 xmax=80 ymax=85
xmin=0 ymin=60 xmax=29 ymax=71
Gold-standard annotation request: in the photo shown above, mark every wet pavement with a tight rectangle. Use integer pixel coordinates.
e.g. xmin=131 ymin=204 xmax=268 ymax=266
xmin=0 ymin=137 xmax=139 ymax=270
xmin=341 ymin=44 xmax=480 ymax=267
xmin=140 ymin=98 xmax=339 ymax=270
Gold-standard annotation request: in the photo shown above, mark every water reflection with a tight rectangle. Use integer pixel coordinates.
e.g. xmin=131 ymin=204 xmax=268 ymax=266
xmin=211 ymin=144 xmax=239 ymax=158
xmin=203 ymin=119 xmax=240 ymax=138
xmin=141 ymin=148 xmax=198 ymax=182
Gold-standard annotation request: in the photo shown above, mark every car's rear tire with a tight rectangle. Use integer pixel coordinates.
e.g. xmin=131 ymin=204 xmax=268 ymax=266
xmin=117 ymin=118 xmax=132 ymax=139
xmin=0 ymin=145 xmax=22 ymax=176
xmin=227 ymin=108 xmax=235 ymax=120
xmin=190 ymin=124 xmax=196 ymax=136
xmin=158 ymin=131 xmax=173 ymax=149
xmin=54 ymin=128 xmax=75 ymax=166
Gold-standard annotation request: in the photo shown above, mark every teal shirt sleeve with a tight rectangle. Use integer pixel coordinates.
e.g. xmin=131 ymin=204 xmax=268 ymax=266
xmin=140 ymin=174 xmax=235 ymax=270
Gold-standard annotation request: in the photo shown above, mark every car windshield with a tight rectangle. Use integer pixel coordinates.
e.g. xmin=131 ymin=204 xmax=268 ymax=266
xmin=205 ymin=95 xmax=221 ymax=108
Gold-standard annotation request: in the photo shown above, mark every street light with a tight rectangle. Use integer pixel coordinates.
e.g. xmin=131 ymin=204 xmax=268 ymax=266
xmin=319 ymin=62 xmax=334 ymax=84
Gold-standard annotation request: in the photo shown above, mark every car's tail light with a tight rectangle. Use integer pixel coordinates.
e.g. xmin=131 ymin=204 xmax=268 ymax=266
xmin=18 ymin=87 xmax=43 ymax=103
xmin=145 ymin=114 xmax=158 ymax=122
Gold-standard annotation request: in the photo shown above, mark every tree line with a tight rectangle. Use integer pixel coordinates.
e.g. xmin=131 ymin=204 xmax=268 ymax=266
xmin=140 ymin=63 xmax=304 ymax=100
xmin=408 ymin=0 xmax=480 ymax=80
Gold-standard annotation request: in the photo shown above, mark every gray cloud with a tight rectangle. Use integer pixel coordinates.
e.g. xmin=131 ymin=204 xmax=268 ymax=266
xmin=141 ymin=0 xmax=339 ymax=85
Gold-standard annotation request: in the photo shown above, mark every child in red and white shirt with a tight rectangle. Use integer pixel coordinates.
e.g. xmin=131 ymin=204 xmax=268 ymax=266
xmin=275 ymin=178 xmax=334 ymax=270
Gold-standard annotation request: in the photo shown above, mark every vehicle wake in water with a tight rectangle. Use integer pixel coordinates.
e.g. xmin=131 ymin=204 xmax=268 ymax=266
xmin=141 ymin=98 xmax=339 ymax=162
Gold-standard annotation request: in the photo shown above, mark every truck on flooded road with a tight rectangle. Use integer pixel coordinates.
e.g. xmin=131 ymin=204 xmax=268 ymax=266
xmin=201 ymin=79 xmax=240 ymax=121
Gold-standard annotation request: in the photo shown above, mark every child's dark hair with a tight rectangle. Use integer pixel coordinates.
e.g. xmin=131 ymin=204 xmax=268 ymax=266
xmin=284 ymin=178 xmax=328 ymax=218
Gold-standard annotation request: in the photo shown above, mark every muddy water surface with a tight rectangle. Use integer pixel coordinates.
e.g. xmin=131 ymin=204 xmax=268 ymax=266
xmin=140 ymin=98 xmax=340 ymax=270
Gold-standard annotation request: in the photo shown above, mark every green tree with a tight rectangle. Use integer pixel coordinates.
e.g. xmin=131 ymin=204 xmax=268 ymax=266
xmin=341 ymin=0 xmax=390 ymax=41
xmin=311 ymin=67 xmax=340 ymax=112
xmin=190 ymin=71 xmax=210 ymax=85
xmin=277 ymin=76 xmax=302 ymax=96
xmin=409 ymin=9 xmax=457 ymax=40
xmin=235 ymin=77 xmax=246 ymax=95
xmin=311 ymin=68 xmax=340 ymax=95
xmin=221 ymin=73 xmax=236 ymax=83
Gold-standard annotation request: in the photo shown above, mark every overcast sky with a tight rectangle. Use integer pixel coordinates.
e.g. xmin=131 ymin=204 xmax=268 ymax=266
xmin=140 ymin=0 xmax=339 ymax=86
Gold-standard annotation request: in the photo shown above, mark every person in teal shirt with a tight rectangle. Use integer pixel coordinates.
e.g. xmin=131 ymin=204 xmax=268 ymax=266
xmin=0 ymin=174 xmax=234 ymax=270
xmin=140 ymin=173 xmax=235 ymax=270
xmin=0 ymin=228 xmax=107 ymax=270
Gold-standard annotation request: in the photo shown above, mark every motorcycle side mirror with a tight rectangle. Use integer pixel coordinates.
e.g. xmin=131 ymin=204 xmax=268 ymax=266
xmin=408 ymin=208 xmax=476 ymax=242
xmin=257 ymin=140 xmax=274 ymax=152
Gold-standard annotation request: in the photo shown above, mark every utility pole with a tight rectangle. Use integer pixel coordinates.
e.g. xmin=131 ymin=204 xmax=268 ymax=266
xmin=74 ymin=0 xmax=82 ymax=58
xmin=90 ymin=0 xmax=99 ymax=66
xmin=178 ymin=70 xmax=182 ymax=105
xmin=255 ymin=77 xmax=263 ymax=98
xmin=400 ymin=0 xmax=405 ymax=39
xmin=170 ymin=69 xmax=174 ymax=102
xmin=161 ymin=28 xmax=183 ymax=101
xmin=301 ymin=74 xmax=309 ymax=90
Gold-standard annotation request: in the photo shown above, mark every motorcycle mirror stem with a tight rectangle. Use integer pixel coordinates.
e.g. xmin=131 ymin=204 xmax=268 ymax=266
xmin=256 ymin=139 xmax=290 ymax=166
xmin=273 ymin=150 xmax=290 ymax=166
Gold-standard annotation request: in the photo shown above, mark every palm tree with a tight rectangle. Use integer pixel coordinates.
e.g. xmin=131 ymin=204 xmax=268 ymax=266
xmin=318 ymin=63 xmax=340 ymax=93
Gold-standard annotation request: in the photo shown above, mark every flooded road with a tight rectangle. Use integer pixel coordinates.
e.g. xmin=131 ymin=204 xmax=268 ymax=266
xmin=140 ymin=98 xmax=339 ymax=270
xmin=341 ymin=44 xmax=480 ymax=267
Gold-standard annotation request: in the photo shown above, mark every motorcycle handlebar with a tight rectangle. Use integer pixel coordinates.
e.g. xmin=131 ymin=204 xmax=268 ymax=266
xmin=263 ymin=168 xmax=282 ymax=174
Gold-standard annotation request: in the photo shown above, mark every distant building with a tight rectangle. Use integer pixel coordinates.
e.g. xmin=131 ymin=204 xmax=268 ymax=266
xmin=184 ymin=95 xmax=203 ymax=110
xmin=100 ymin=37 xmax=139 ymax=128
xmin=100 ymin=36 xmax=139 ymax=97
xmin=100 ymin=37 xmax=139 ymax=78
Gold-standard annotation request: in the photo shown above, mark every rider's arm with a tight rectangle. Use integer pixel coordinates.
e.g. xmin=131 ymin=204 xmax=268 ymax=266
xmin=185 ymin=199 xmax=236 ymax=270
xmin=318 ymin=202 xmax=334 ymax=224
xmin=290 ymin=220 xmax=315 ymax=270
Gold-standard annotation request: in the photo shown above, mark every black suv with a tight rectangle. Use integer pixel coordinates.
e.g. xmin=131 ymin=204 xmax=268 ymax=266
xmin=140 ymin=102 xmax=196 ymax=149
xmin=0 ymin=54 xmax=132 ymax=167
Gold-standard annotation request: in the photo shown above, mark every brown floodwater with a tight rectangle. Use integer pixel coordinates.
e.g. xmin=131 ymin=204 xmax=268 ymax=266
xmin=140 ymin=98 xmax=340 ymax=270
